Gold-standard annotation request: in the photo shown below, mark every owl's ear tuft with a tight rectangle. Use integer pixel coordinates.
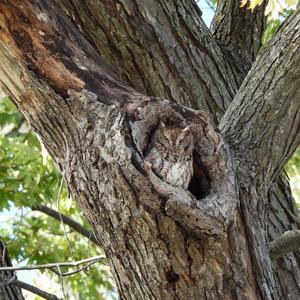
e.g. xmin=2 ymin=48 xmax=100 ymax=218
xmin=158 ymin=122 xmax=166 ymax=132
xmin=182 ymin=124 xmax=192 ymax=134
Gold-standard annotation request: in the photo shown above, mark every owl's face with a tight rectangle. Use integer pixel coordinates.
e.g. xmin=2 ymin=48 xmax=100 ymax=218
xmin=156 ymin=123 xmax=194 ymax=155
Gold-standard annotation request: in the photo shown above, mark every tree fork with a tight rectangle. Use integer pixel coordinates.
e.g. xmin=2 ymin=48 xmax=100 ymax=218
xmin=53 ymin=6 xmax=300 ymax=292
xmin=0 ymin=1 xmax=300 ymax=300
xmin=0 ymin=1 xmax=258 ymax=298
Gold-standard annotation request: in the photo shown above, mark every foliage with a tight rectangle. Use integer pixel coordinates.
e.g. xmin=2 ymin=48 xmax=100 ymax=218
xmin=0 ymin=96 xmax=115 ymax=299
xmin=262 ymin=18 xmax=282 ymax=45
xmin=286 ymin=147 xmax=300 ymax=204
xmin=205 ymin=0 xmax=297 ymax=45
xmin=241 ymin=0 xmax=298 ymax=20
xmin=262 ymin=5 xmax=296 ymax=45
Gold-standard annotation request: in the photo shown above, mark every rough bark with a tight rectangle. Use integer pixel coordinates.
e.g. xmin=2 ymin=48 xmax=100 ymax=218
xmin=218 ymin=10 xmax=300 ymax=299
xmin=51 ymin=2 xmax=300 ymax=298
xmin=31 ymin=205 xmax=99 ymax=245
xmin=0 ymin=240 xmax=25 ymax=300
xmin=0 ymin=1 xmax=299 ymax=300
xmin=220 ymin=9 xmax=300 ymax=183
xmin=56 ymin=0 xmax=239 ymax=122
xmin=211 ymin=0 xmax=267 ymax=83
xmin=267 ymin=174 xmax=300 ymax=293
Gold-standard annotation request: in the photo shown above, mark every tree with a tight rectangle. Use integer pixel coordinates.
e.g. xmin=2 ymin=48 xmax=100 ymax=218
xmin=0 ymin=0 xmax=299 ymax=299
xmin=0 ymin=94 xmax=114 ymax=299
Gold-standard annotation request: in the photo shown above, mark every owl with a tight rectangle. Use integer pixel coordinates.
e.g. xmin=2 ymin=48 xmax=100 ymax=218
xmin=145 ymin=123 xmax=194 ymax=189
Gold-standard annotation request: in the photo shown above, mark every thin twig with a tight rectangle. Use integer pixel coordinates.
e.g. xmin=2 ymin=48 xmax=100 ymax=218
xmin=0 ymin=255 xmax=105 ymax=272
xmin=49 ymin=260 xmax=102 ymax=277
xmin=56 ymin=179 xmax=75 ymax=261
xmin=60 ymin=261 xmax=95 ymax=276
xmin=58 ymin=266 xmax=66 ymax=300
xmin=4 ymin=206 xmax=24 ymax=248
xmin=31 ymin=205 xmax=99 ymax=246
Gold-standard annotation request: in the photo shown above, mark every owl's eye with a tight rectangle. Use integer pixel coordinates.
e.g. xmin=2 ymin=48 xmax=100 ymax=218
xmin=179 ymin=137 xmax=189 ymax=146
xmin=184 ymin=145 xmax=190 ymax=151
xmin=158 ymin=134 xmax=171 ymax=147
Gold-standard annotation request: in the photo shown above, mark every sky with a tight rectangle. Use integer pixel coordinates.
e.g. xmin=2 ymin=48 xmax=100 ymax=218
xmin=197 ymin=0 xmax=215 ymax=26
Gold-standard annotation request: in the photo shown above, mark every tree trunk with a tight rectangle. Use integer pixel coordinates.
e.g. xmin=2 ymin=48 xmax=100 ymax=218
xmin=0 ymin=1 xmax=299 ymax=299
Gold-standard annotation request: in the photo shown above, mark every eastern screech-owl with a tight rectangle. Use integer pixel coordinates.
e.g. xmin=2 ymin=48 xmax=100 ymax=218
xmin=145 ymin=123 xmax=194 ymax=189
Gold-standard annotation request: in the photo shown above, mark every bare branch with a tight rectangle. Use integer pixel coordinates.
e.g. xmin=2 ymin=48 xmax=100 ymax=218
xmin=11 ymin=280 xmax=61 ymax=300
xmin=211 ymin=0 xmax=267 ymax=84
xmin=52 ymin=261 xmax=96 ymax=277
xmin=220 ymin=9 xmax=300 ymax=184
xmin=270 ymin=230 xmax=300 ymax=260
xmin=0 ymin=255 xmax=105 ymax=272
xmin=56 ymin=179 xmax=75 ymax=261
xmin=31 ymin=205 xmax=99 ymax=246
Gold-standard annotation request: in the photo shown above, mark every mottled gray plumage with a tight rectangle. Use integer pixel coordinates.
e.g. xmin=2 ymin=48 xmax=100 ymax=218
xmin=145 ymin=123 xmax=194 ymax=189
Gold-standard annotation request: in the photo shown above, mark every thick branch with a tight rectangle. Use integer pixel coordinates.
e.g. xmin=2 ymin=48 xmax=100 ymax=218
xmin=0 ymin=1 xmax=299 ymax=299
xmin=211 ymin=0 xmax=267 ymax=83
xmin=56 ymin=0 xmax=239 ymax=120
xmin=11 ymin=280 xmax=60 ymax=300
xmin=220 ymin=9 xmax=300 ymax=184
xmin=0 ymin=0 xmax=142 ymax=163
xmin=270 ymin=230 xmax=300 ymax=261
xmin=0 ymin=0 xmax=235 ymax=237
xmin=32 ymin=205 xmax=99 ymax=246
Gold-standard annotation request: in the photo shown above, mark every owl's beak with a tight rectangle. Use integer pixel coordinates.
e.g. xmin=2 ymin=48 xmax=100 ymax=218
xmin=182 ymin=124 xmax=192 ymax=133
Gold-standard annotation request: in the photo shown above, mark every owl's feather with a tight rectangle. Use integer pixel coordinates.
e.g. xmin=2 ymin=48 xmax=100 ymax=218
xmin=145 ymin=123 xmax=194 ymax=189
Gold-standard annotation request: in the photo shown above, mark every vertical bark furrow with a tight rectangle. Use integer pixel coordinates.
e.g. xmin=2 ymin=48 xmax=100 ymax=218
xmin=218 ymin=10 xmax=300 ymax=296
xmin=211 ymin=0 xmax=267 ymax=83
xmin=220 ymin=10 xmax=300 ymax=183
xmin=0 ymin=1 xmax=300 ymax=300
xmin=56 ymin=0 xmax=239 ymax=121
